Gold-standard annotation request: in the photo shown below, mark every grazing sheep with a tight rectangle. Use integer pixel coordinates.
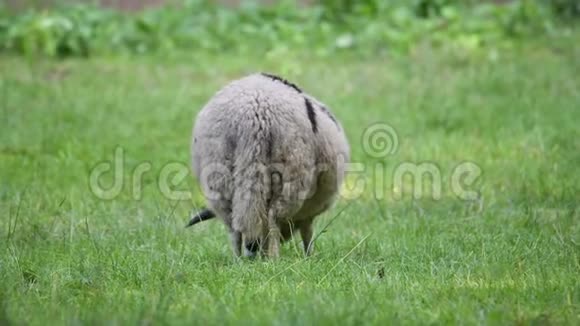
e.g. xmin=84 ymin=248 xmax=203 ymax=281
xmin=190 ymin=72 xmax=350 ymax=258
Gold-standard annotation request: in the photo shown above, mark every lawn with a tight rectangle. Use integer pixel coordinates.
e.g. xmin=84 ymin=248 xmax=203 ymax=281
xmin=1 ymin=36 xmax=579 ymax=324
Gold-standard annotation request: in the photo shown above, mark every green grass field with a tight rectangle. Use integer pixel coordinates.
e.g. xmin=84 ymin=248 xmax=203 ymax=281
xmin=1 ymin=36 xmax=579 ymax=324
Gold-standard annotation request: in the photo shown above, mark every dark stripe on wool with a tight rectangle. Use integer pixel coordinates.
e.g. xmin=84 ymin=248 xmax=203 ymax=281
xmin=261 ymin=73 xmax=303 ymax=93
xmin=304 ymin=98 xmax=318 ymax=133
xmin=319 ymin=105 xmax=340 ymax=129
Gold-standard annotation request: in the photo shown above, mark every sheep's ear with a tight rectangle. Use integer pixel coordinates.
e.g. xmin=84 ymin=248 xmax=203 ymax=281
xmin=185 ymin=209 xmax=216 ymax=227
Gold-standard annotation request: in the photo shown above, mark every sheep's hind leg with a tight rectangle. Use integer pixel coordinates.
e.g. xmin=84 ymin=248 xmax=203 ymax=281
xmin=266 ymin=211 xmax=281 ymax=259
xmin=299 ymin=221 xmax=314 ymax=257
xmin=229 ymin=230 xmax=242 ymax=257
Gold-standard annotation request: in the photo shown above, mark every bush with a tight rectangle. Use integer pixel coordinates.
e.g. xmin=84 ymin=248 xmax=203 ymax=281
xmin=548 ymin=0 xmax=580 ymax=18
xmin=0 ymin=0 xmax=573 ymax=58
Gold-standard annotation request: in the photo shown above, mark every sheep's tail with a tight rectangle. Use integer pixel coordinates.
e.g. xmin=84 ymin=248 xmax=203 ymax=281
xmin=230 ymin=118 xmax=272 ymax=241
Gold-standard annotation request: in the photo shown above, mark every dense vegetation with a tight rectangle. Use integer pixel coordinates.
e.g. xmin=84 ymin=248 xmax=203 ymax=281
xmin=0 ymin=0 xmax=578 ymax=58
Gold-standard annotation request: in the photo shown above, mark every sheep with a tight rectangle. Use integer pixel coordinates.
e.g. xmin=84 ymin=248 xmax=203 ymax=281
xmin=189 ymin=72 xmax=350 ymax=258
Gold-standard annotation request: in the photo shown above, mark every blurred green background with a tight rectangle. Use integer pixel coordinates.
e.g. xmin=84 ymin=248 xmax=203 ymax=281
xmin=1 ymin=0 xmax=578 ymax=57
xmin=1 ymin=1 xmax=579 ymax=325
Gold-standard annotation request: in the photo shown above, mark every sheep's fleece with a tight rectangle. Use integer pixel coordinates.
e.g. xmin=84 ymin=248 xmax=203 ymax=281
xmin=191 ymin=73 xmax=350 ymax=258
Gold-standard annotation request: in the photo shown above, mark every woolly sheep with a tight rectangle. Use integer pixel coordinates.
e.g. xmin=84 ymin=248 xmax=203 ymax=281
xmin=189 ymin=72 xmax=350 ymax=258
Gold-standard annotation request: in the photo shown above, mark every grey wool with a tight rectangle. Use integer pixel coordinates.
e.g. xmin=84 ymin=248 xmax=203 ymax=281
xmin=191 ymin=73 xmax=350 ymax=258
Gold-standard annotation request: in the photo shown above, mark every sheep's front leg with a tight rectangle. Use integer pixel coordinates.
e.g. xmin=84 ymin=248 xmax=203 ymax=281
xmin=229 ymin=230 xmax=242 ymax=257
xmin=300 ymin=222 xmax=314 ymax=257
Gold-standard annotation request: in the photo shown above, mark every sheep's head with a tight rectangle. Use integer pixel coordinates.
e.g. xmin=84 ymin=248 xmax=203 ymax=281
xmin=243 ymin=225 xmax=295 ymax=258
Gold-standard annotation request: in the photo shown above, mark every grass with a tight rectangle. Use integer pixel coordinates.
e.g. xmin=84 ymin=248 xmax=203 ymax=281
xmin=1 ymin=35 xmax=579 ymax=324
